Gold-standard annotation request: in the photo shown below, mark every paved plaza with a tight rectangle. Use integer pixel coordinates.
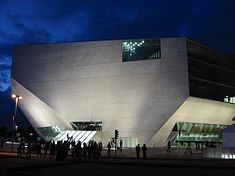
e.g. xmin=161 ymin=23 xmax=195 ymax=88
xmin=1 ymin=142 xmax=235 ymax=176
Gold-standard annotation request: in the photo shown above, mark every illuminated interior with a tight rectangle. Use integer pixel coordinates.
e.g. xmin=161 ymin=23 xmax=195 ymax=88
xmin=171 ymin=122 xmax=227 ymax=147
xmin=122 ymin=39 xmax=161 ymax=62
xmin=37 ymin=126 xmax=61 ymax=141
xmin=71 ymin=121 xmax=102 ymax=131
xmin=224 ymin=96 xmax=235 ymax=104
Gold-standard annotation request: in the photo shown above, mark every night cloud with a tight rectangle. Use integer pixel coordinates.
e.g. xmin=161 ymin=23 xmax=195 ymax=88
xmin=0 ymin=63 xmax=11 ymax=91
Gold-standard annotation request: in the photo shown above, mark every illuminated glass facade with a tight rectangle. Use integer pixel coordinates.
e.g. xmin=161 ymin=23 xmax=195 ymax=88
xmin=37 ymin=126 xmax=61 ymax=141
xmin=122 ymin=39 xmax=161 ymax=62
xmin=224 ymin=96 xmax=235 ymax=104
xmin=187 ymin=39 xmax=235 ymax=102
xmin=172 ymin=122 xmax=227 ymax=147
xmin=71 ymin=121 xmax=102 ymax=131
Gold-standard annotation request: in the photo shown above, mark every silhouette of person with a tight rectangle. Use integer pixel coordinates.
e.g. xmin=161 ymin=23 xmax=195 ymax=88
xmin=36 ymin=142 xmax=42 ymax=158
xmin=119 ymin=140 xmax=123 ymax=151
xmin=49 ymin=140 xmax=56 ymax=160
xmin=44 ymin=141 xmax=49 ymax=157
xmin=26 ymin=141 xmax=32 ymax=159
xmin=142 ymin=144 xmax=147 ymax=159
xmin=107 ymin=142 xmax=111 ymax=156
xmin=167 ymin=140 xmax=171 ymax=153
xmin=136 ymin=144 xmax=140 ymax=158
xmin=17 ymin=141 xmax=23 ymax=158
xmin=82 ymin=143 xmax=88 ymax=160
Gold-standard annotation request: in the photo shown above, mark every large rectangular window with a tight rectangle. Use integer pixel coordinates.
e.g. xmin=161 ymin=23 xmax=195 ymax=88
xmin=122 ymin=39 xmax=161 ymax=62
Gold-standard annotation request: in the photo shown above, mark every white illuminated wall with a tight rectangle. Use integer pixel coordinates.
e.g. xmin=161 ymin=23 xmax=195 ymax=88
xmin=12 ymin=38 xmax=190 ymax=145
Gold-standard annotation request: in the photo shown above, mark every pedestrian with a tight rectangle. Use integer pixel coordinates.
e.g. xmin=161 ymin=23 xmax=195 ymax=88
xmin=36 ymin=142 xmax=42 ymax=157
xmin=107 ymin=142 xmax=111 ymax=156
xmin=17 ymin=142 xmax=23 ymax=158
xmin=135 ymin=144 xmax=140 ymax=158
xmin=167 ymin=140 xmax=171 ymax=153
xmin=26 ymin=141 xmax=32 ymax=159
xmin=82 ymin=143 xmax=88 ymax=160
xmin=49 ymin=140 xmax=56 ymax=160
xmin=119 ymin=139 xmax=123 ymax=151
xmin=44 ymin=141 xmax=49 ymax=157
xmin=142 ymin=144 xmax=147 ymax=159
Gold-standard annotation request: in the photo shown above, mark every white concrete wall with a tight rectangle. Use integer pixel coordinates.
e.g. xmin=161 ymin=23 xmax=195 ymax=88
xmin=12 ymin=38 xmax=189 ymax=145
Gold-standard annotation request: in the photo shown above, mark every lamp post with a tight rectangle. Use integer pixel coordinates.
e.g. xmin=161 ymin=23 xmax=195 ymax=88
xmin=11 ymin=94 xmax=22 ymax=151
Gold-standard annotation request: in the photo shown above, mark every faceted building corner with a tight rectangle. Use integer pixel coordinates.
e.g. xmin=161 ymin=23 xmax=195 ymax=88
xmin=11 ymin=38 xmax=235 ymax=147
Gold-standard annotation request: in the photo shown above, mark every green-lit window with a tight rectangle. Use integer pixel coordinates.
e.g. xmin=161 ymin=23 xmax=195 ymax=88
xmin=37 ymin=126 xmax=61 ymax=140
xmin=71 ymin=121 xmax=102 ymax=131
xmin=122 ymin=39 xmax=161 ymax=62
xmin=224 ymin=96 xmax=235 ymax=104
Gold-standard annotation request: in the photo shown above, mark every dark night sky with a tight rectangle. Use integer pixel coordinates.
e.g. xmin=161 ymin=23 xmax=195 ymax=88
xmin=0 ymin=0 xmax=235 ymax=128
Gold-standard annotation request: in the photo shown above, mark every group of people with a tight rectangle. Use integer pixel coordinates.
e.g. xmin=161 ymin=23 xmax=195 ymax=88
xmin=135 ymin=144 xmax=147 ymax=159
xmin=106 ymin=141 xmax=148 ymax=159
xmin=17 ymin=139 xmax=33 ymax=158
xmin=15 ymin=137 xmax=175 ymax=160
xmin=106 ymin=139 xmax=124 ymax=156
xmin=16 ymin=138 xmax=103 ymax=161
xmin=54 ymin=140 xmax=103 ymax=161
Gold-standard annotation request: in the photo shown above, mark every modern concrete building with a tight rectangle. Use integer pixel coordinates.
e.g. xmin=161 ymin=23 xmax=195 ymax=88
xmin=11 ymin=38 xmax=235 ymax=147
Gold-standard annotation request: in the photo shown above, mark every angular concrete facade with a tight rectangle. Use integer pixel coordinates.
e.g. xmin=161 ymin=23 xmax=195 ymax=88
xmin=11 ymin=38 xmax=235 ymax=147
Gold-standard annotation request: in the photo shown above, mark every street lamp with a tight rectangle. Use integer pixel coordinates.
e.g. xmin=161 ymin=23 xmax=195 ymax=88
xmin=11 ymin=94 xmax=22 ymax=151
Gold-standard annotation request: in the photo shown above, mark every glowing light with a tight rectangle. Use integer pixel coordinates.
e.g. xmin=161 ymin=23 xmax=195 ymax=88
xmin=12 ymin=94 xmax=22 ymax=99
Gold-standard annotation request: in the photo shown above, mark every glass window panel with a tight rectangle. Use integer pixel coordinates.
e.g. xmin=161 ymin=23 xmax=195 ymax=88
xmin=172 ymin=122 xmax=227 ymax=147
xmin=122 ymin=39 xmax=161 ymax=62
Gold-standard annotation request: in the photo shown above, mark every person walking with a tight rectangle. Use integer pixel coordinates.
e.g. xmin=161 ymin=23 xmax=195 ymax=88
xmin=17 ymin=141 xmax=23 ymax=158
xmin=167 ymin=140 xmax=171 ymax=153
xmin=26 ymin=141 xmax=32 ymax=159
xmin=135 ymin=144 xmax=140 ymax=159
xmin=119 ymin=139 xmax=123 ymax=151
xmin=107 ymin=142 xmax=111 ymax=156
xmin=142 ymin=144 xmax=147 ymax=159
xmin=44 ymin=141 xmax=49 ymax=158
